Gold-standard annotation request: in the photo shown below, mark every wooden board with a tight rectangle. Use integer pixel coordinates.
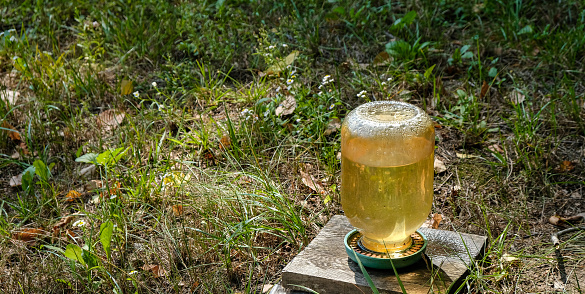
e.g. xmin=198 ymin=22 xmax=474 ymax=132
xmin=277 ymin=215 xmax=487 ymax=294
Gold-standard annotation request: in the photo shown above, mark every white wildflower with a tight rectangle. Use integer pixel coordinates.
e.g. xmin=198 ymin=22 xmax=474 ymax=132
xmin=133 ymin=91 xmax=139 ymax=98
xmin=9 ymin=36 xmax=17 ymax=42
xmin=381 ymin=81 xmax=387 ymax=85
xmin=151 ymin=82 xmax=157 ymax=87
xmin=129 ymin=271 xmax=138 ymax=275
xmin=287 ymin=79 xmax=294 ymax=85
xmin=357 ymin=90 xmax=367 ymax=98
xmin=387 ymin=77 xmax=393 ymax=81
xmin=329 ymin=104 xmax=335 ymax=110
xmin=268 ymin=45 xmax=275 ymax=50
xmin=282 ymin=44 xmax=288 ymax=47
xmin=73 ymin=220 xmax=86 ymax=227
xmin=110 ymin=194 xmax=117 ymax=200
xmin=296 ymin=118 xmax=301 ymax=123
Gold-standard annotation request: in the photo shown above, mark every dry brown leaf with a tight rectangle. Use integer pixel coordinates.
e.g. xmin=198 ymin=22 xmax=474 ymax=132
xmin=549 ymin=213 xmax=585 ymax=226
xmin=52 ymin=216 xmax=75 ymax=236
xmin=12 ymin=228 xmax=45 ymax=242
xmin=431 ymin=213 xmax=443 ymax=229
xmin=9 ymin=173 xmax=22 ymax=187
xmin=97 ymin=109 xmax=125 ymax=132
xmin=172 ymin=205 xmax=184 ymax=216
xmin=480 ymin=81 xmax=489 ymax=99
xmin=434 ymin=158 xmax=447 ymax=173
xmin=557 ymin=160 xmax=576 ymax=172
xmin=509 ymin=89 xmax=525 ymax=105
xmin=501 ymin=253 xmax=521 ymax=267
xmin=77 ymin=165 xmax=97 ymax=178
xmin=18 ymin=141 xmax=30 ymax=155
xmin=532 ymin=47 xmax=540 ymax=56
xmin=142 ymin=264 xmax=168 ymax=278
xmin=487 ymin=144 xmax=504 ymax=153
xmin=120 ymin=79 xmax=133 ymax=95
xmin=262 ymin=284 xmax=274 ymax=293
xmin=2 ymin=121 xmax=22 ymax=141
xmin=323 ymin=118 xmax=341 ymax=136
xmin=65 ymin=190 xmax=82 ymax=202
xmin=373 ymin=51 xmax=391 ymax=65
xmin=456 ymin=153 xmax=479 ymax=159
xmin=300 ymin=171 xmax=326 ymax=195
xmin=275 ymin=95 xmax=296 ymax=116
xmin=219 ymin=135 xmax=231 ymax=151
xmin=85 ymin=179 xmax=103 ymax=191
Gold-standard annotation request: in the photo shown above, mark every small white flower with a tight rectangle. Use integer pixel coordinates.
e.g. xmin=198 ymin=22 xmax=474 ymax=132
xmin=276 ymin=86 xmax=281 ymax=92
xmin=387 ymin=77 xmax=393 ymax=81
xmin=282 ymin=44 xmax=288 ymax=47
xmin=296 ymin=118 xmax=301 ymax=123
xmin=92 ymin=21 xmax=100 ymax=28
xmin=381 ymin=81 xmax=387 ymax=85
xmin=133 ymin=91 xmax=139 ymax=98
xmin=151 ymin=82 xmax=157 ymax=87
xmin=9 ymin=36 xmax=17 ymax=42
xmin=264 ymin=53 xmax=270 ymax=57
xmin=329 ymin=104 xmax=335 ymax=110
xmin=318 ymin=85 xmax=323 ymax=89
xmin=268 ymin=45 xmax=275 ymax=50
xmin=8 ymin=29 xmax=16 ymax=33
xmin=357 ymin=90 xmax=367 ymax=98
xmin=287 ymin=79 xmax=294 ymax=85
xmin=73 ymin=220 xmax=86 ymax=227
xmin=110 ymin=194 xmax=117 ymax=200
xmin=12 ymin=56 xmax=19 ymax=60
xmin=129 ymin=271 xmax=138 ymax=275
xmin=264 ymin=110 xmax=270 ymax=117
xmin=318 ymin=91 xmax=323 ymax=95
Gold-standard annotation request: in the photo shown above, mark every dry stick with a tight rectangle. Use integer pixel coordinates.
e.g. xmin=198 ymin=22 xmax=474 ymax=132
xmin=551 ymin=227 xmax=585 ymax=248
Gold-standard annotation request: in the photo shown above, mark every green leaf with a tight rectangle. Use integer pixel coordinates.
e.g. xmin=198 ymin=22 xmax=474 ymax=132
xmin=488 ymin=67 xmax=498 ymax=78
xmin=100 ymin=221 xmax=114 ymax=259
xmin=517 ymin=25 xmax=533 ymax=35
xmin=76 ymin=153 xmax=98 ymax=164
xmin=22 ymin=166 xmax=35 ymax=192
xmin=64 ymin=244 xmax=85 ymax=265
xmin=41 ymin=245 xmax=65 ymax=253
xmin=461 ymin=51 xmax=474 ymax=59
xmin=33 ymin=160 xmax=50 ymax=182
xmin=82 ymin=249 xmax=99 ymax=268
xmin=424 ymin=64 xmax=436 ymax=80
xmin=96 ymin=147 xmax=127 ymax=166
xmin=391 ymin=10 xmax=417 ymax=31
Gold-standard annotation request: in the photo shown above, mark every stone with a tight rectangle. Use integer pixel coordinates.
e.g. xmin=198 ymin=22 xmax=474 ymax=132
xmin=275 ymin=215 xmax=487 ymax=294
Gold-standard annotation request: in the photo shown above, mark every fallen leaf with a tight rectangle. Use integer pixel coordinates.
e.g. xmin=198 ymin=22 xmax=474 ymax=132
xmin=172 ymin=205 xmax=184 ymax=216
xmin=262 ymin=284 xmax=274 ymax=293
xmin=12 ymin=228 xmax=45 ymax=242
xmin=275 ymin=95 xmax=296 ymax=116
xmin=9 ymin=173 xmax=23 ymax=187
xmin=300 ymin=171 xmax=326 ymax=195
xmin=85 ymin=180 xmax=102 ymax=191
xmin=219 ymin=135 xmax=231 ymax=151
xmin=549 ymin=213 xmax=585 ymax=226
xmin=480 ymin=81 xmax=489 ymax=99
xmin=1 ymin=90 xmax=20 ymax=105
xmin=557 ymin=160 xmax=575 ymax=172
xmin=2 ymin=121 xmax=22 ymax=141
xmin=18 ymin=141 xmax=30 ymax=155
xmin=487 ymin=144 xmax=504 ymax=153
xmin=373 ymin=51 xmax=391 ymax=65
xmin=120 ymin=79 xmax=133 ymax=95
xmin=142 ymin=264 xmax=168 ymax=278
xmin=501 ymin=253 xmax=520 ymax=266
xmin=53 ymin=215 xmax=75 ymax=232
xmin=65 ymin=190 xmax=82 ymax=202
xmin=431 ymin=213 xmax=443 ymax=229
xmin=532 ymin=47 xmax=540 ymax=56
xmin=97 ymin=109 xmax=125 ymax=132
xmin=77 ymin=165 xmax=96 ymax=178
xmin=323 ymin=118 xmax=341 ymax=136
xmin=509 ymin=89 xmax=525 ymax=105
xmin=456 ymin=153 xmax=479 ymax=159
xmin=434 ymin=158 xmax=447 ymax=173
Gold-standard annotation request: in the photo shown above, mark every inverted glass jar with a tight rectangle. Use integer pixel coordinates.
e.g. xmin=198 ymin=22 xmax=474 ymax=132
xmin=341 ymin=101 xmax=434 ymax=253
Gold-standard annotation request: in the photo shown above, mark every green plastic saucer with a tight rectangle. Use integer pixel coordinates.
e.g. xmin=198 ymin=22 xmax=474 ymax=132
xmin=344 ymin=229 xmax=427 ymax=269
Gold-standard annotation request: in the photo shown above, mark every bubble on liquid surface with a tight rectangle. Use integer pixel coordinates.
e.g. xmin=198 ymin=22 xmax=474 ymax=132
xmin=341 ymin=101 xmax=435 ymax=166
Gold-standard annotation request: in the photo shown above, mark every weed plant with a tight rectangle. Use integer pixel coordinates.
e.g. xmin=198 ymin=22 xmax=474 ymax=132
xmin=1 ymin=0 xmax=584 ymax=293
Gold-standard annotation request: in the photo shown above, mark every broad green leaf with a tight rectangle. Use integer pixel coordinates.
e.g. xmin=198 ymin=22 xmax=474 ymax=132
xmin=22 ymin=166 xmax=35 ymax=192
xmin=64 ymin=244 xmax=85 ymax=265
xmin=461 ymin=51 xmax=474 ymax=59
xmin=265 ymin=51 xmax=300 ymax=75
xmin=100 ymin=221 xmax=114 ymax=259
xmin=41 ymin=245 xmax=65 ymax=253
xmin=33 ymin=159 xmax=50 ymax=182
xmin=96 ymin=147 xmax=127 ymax=166
xmin=488 ymin=67 xmax=498 ymax=78
xmin=82 ymin=249 xmax=99 ymax=268
xmin=75 ymin=153 xmax=99 ymax=164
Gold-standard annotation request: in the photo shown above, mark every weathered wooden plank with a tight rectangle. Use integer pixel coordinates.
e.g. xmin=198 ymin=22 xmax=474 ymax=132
xmin=279 ymin=215 xmax=487 ymax=294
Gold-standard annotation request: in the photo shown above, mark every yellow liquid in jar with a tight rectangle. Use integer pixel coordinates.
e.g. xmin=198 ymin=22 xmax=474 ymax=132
xmin=341 ymin=152 xmax=434 ymax=253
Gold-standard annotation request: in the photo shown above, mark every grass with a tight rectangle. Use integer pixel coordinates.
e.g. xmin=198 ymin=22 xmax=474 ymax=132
xmin=1 ymin=0 xmax=584 ymax=293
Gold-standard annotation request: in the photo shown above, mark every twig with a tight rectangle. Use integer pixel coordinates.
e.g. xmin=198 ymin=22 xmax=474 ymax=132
xmin=551 ymin=227 xmax=585 ymax=248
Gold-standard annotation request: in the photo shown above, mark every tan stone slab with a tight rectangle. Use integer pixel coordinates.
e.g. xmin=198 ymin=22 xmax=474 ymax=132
xmin=278 ymin=215 xmax=487 ymax=294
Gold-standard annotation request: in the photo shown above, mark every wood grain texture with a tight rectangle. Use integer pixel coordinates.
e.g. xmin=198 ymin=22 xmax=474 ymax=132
xmin=280 ymin=215 xmax=487 ymax=294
